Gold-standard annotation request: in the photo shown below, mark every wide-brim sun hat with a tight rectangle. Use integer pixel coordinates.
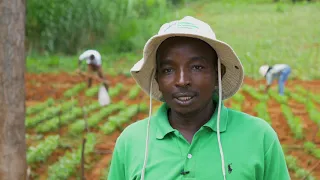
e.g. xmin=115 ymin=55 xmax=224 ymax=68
xmin=130 ymin=16 xmax=244 ymax=101
xmin=259 ymin=65 xmax=269 ymax=77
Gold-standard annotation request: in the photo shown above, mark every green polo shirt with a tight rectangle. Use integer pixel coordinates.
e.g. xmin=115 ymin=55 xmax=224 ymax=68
xmin=108 ymin=99 xmax=290 ymax=180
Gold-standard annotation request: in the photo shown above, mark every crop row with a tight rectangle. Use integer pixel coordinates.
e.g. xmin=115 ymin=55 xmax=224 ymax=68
xmin=25 ymin=99 xmax=78 ymax=128
xmin=287 ymin=90 xmax=320 ymax=125
xmin=241 ymin=85 xmax=268 ymax=101
xmin=281 ymin=105 xmax=303 ymax=139
xmin=26 ymin=98 xmax=55 ymax=116
xmin=68 ymin=101 xmax=127 ymax=134
xmin=286 ymin=155 xmax=315 ymax=180
xmin=63 ymin=83 xmax=87 ymax=98
xmin=47 ymin=133 xmax=97 ymax=180
xmin=27 ymin=135 xmax=60 ymax=164
xmin=254 ymin=102 xmax=271 ymax=124
xmin=35 ymin=102 xmax=101 ymax=133
xmin=100 ymin=103 xmax=147 ymax=134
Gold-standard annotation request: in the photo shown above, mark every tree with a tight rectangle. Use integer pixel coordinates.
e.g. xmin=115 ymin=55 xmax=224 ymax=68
xmin=0 ymin=0 xmax=27 ymax=179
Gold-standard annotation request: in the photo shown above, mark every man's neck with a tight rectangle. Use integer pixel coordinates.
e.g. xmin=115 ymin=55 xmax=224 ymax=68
xmin=168 ymin=100 xmax=216 ymax=136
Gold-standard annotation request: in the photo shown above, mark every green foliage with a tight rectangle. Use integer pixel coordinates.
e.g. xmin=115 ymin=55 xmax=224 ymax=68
xmin=285 ymin=155 xmax=315 ymax=180
xmin=25 ymin=99 xmax=78 ymax=128
xmin=100 ymin=104 xmax=140 ymax=134
xmin=109 ymin=83 xmax=124 ymax=98
xmin=231 ymin=102 xmax=242 ymax=111
xmin=47 ymin=133 xmax=97 ymax=180
xmin=69 ymin=102 xmax=126 ymax=134
xmin=26 ymin=98 xmax=55 ymax=116
xmin=27 ymin=0 xmax=106 ymax=54
xmin=304 ymin=141 xmax=320 ymax=159
xmin=281 ymin=105 xmax=303 ymax=139
xmin=25 ymin=106 xmax=61 ymax=128
xmin=27 ymin=135 xmax=60 ymax=164
xmin=26 ymin=0 xmax=184 ymax=54
xmin=232 ymin=92 xmax=245 ymax=103
xmin=242 ymin=85 xmax=269 ymax=101
xmin=268 ymin=90 xmax=288 ymax=104
xmin=85 ymin=86 xmax=100 ymax=97
xmin=128 ymin=85 xmax=141 ymax=99
xmin=64 ymin=83 xmax=87 ymax=98
xmin=254 ymin=102 xmax=272 ymax=124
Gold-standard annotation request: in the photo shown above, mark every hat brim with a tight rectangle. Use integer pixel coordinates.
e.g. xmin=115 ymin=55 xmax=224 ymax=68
xmin=131 ymin=33 xmax=244 ymax=102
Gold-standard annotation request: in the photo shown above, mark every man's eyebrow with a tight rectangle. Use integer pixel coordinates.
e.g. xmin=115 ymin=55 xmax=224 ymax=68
xmin=190 ymin=56 xmax=208 ymax=62
xmin=158 ymin=59 xmax=173 ymax=66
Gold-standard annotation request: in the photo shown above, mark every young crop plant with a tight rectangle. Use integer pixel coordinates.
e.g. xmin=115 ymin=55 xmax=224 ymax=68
xmin=60 ymin=99 xmax=78 ymax=112
xmin=87 ymin=101 xmax=126 ymax=127
xmin=268 ymin=90 xmax=288 ymax=104
xmin=254 ymin=102 xmax=271 ymax=124
xmin=85 ymin=85 xmax=100 ymax=97
xmin=304 ymin=141 xmax=320 ymax=159
xmin=69 ymin=102 xmax=126 ymax=134
xmin=47 ymin=133 xmax=97 ymax=180
xmin=281 ymin=105 xmax=303 ymax=139
xmin=232 ymin=92 xmax=245 ymax=104
xmin=288 ymin=92 xmax=307 ymax=104
xmin=139 ymin=102 xmax=148 ymax=113
xmin=27 ymin=135 xmax=60 ymax=164
xmin=285 ymin=155 xmax=315 ymax=180
xmin=108 ymin=83 xmax=124 ymax=97
xmin=26 ymin=98 xmax=55 ymax=116
xmin=294 ymin=86 xmax=320 ymax=104
xmin=231 ymin=102 xmax=242 ymax=111
xmin=100 ymin=104 xmax=140 ymax=134
xmin=25 ymin=106 xmax=61 ymax=128
xmin=128 ymin=85 xmax=141 ymax=99
xmin=63 ymin=82 xmax=86 ymax=98
xmin=35 ymin=107 xmax=83 ymax=133
xmin=241 ymin=85 xmax=268 ymax=101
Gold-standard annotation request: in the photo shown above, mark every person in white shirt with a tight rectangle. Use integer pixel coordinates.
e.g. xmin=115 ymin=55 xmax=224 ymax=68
xmin=259 ymin=64 xmax=291 ymax=95
xmin=78 ymin=49 xmax=109 ymax=90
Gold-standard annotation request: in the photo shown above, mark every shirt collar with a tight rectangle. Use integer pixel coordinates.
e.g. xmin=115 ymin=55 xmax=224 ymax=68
xmin=155 ymin=95 xmax=229 ymax=140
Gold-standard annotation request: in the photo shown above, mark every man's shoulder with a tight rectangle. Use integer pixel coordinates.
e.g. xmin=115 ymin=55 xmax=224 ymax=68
xmin=117 ymin=118 xmax=149 ymax=142
xmin=227 ymin=108 xmax=277 ymax=136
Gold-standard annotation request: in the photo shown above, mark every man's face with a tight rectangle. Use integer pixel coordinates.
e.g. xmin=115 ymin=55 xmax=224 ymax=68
xmin=156 ymin=37 xmax=218 ymax=115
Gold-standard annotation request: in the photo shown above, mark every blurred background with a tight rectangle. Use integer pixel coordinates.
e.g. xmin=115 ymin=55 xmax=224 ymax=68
xmin=23 ymin=0 xmax=320 ymax=179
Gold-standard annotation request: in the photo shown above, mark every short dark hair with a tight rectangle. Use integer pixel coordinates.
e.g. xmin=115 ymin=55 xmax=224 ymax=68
xmin=89 ymin=54 xmax=95 ymax=60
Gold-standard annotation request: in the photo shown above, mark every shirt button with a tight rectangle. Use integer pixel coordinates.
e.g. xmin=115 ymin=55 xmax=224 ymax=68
xmin=187 ymin=154 xmax=192 ymax=159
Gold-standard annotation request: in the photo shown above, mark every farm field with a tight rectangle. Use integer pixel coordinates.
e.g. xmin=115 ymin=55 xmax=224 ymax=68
xmin=25 ymin=72 xmax=320 ymax=180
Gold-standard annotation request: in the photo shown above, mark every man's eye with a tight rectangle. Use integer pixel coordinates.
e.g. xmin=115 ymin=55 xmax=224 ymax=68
xmin=192 ymin=65 xmax=204 ymax=70
xmin=162 ymin=68 xmax=173 ymax=73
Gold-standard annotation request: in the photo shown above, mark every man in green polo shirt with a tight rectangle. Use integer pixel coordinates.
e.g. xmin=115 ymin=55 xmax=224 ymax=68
xmin=108 ymin=16 xmax=290 ymax=180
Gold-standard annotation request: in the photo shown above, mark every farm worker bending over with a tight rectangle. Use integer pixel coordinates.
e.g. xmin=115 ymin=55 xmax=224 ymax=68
xmin=108 ymin=16 xmax=290 ymax=180
xmin=78 ymin=49 xmax=109 ymax=90
xmin=259 ymin=64 xmax=291 ymax=95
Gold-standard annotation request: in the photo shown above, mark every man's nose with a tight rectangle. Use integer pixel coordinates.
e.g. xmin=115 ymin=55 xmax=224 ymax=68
xmin=175 ymin=69 xmax=191 ymax=87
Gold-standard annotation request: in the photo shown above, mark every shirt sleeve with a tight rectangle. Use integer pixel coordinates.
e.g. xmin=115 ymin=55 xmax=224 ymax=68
xmin=265 ymin=72 xmax=273 ymax=85
xmin=263 ymin=138 xmax=290 ymax=180
xmin=108 ymin=138 xmax=126 ymax=180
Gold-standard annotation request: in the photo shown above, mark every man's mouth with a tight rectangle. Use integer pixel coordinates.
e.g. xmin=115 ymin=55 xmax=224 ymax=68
xmin=173 ymin=92 xmax=196 ymax=105
xmin=176 ymin=96 xmax=193 ymax=101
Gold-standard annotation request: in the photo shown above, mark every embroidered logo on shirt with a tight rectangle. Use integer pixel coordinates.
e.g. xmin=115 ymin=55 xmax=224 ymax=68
xmin=228 ymin=163 xmax=233 ymax=174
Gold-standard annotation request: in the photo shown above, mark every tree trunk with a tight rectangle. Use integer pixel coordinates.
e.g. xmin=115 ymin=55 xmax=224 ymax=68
xmin=0 ymin=0 xmax=27 ymax=180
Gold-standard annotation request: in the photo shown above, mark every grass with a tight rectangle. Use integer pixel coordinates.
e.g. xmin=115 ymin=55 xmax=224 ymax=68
xmin=194 ymin=1 xmax=320 ymax=80
xmin=26 ymin=1 xmax=320 ymax=80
